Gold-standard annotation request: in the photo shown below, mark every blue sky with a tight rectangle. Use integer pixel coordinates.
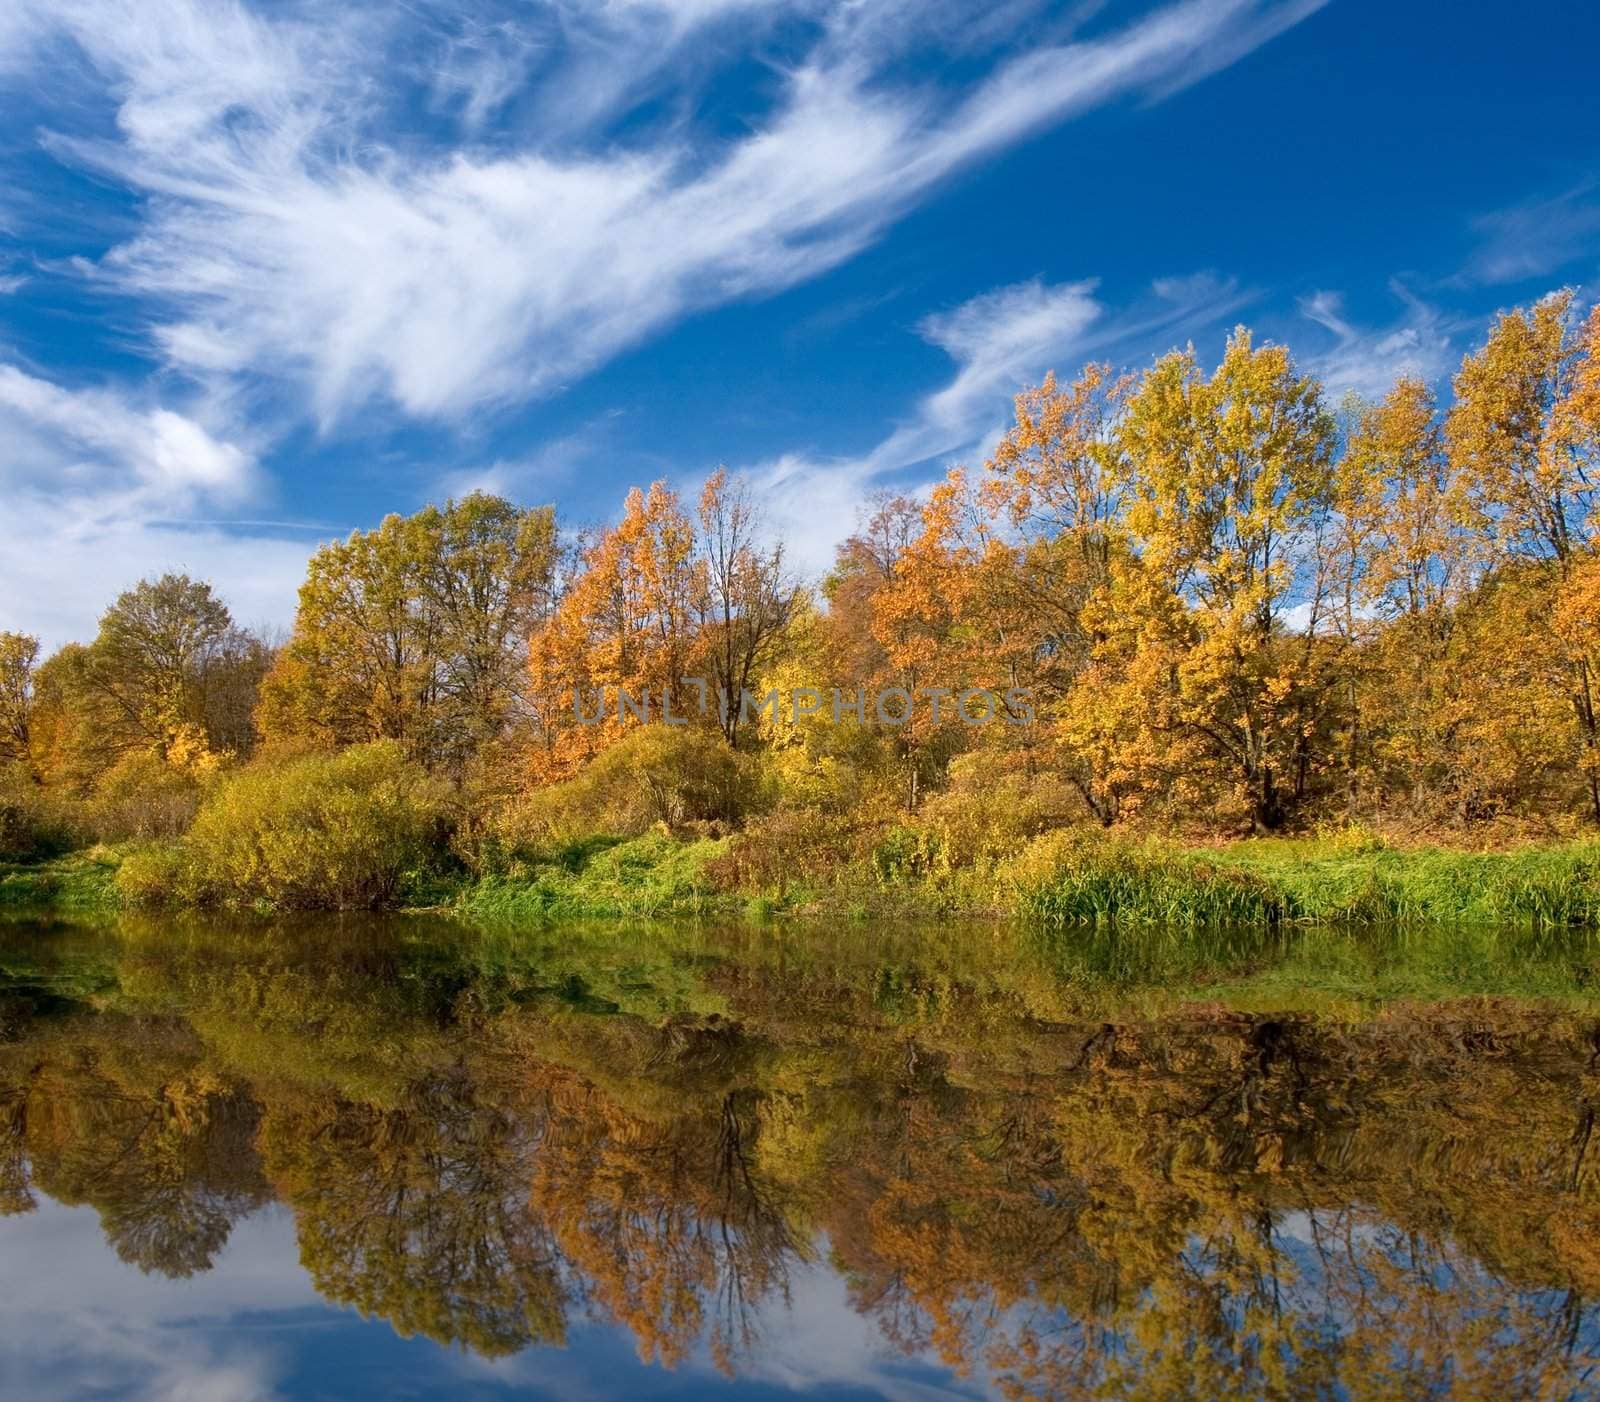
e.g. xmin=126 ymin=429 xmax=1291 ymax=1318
xmin=1 ymin=0 xmax=1597 ymax=646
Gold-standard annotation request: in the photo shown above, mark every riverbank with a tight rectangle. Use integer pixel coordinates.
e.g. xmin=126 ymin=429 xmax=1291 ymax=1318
xmin=453 ymin=828 xmax=1600 ymax=928
xmin=8 ymin=828 xmax=1600 ymax=931
xmin=0 ymin=851 xmax=120 ymax=914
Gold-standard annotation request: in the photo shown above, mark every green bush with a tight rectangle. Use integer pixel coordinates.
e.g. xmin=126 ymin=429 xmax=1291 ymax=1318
xmin=459 ymin=831 xmax=727 ymax=919
xmin=871 ymin=822 xmax=941 ymax=884
xmin=118 ymin=741 xmax=451 ymax=910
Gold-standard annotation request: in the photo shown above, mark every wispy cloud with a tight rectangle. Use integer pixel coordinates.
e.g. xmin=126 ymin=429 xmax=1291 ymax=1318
xmin=0 ymin=364 xmax=310 ymax=645
xmin=1297 ymin=280 xmax=1458 ymax=399
xmin=1456 ymin=181 xmax=1600 ymax=287
xmin=3 ymin=0 xmax=1326 ymax=426
xmin=749 ymin=271 xmax=1248 ymax=575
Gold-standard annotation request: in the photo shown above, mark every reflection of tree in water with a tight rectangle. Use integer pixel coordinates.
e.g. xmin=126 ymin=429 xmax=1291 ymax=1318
xmin=529 ymin=1073 xmax=803 ymax=1370
xmin=261 ymin=1064 xmax=567 ymax=1357
xmin=0 ymin=1084 xmax=34 ymax=1215
xmin=3 ymin=1033 xmax=267 ymax=1275
xmin=5 ymin=926 xmax=1600 ymax=1395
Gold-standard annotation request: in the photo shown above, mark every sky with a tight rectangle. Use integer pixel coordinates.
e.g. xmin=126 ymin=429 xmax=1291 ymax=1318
xmin=1 ymin=0 xmax=1597 ymax=647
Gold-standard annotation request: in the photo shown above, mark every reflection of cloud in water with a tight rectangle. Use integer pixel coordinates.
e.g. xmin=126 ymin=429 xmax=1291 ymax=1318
xmin=736 ymin=1246 xmax=989 ymax=1400
xmin=0 ymin=1199 xmax=306 ymax=1400
xmin=0 ymin=1205 xmax=984 ymax=1400
xmin=450 ymin=1240 xmax=990 ymax=1399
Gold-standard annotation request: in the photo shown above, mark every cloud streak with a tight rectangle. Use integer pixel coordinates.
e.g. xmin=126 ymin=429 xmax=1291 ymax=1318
xmin=6 ymin=0 xmax=1327 ymax=425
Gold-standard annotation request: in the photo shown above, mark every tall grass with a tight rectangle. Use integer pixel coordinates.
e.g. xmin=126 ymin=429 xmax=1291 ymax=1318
xmin=1003 ymin=832 xmax=1286 ymax=928
xmin=1002 ymin=830 xmax=1600 ymax=930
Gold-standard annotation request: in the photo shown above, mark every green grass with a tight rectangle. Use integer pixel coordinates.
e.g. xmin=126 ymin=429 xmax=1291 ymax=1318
xmin=1229 ymin=837 xmax=1600 ymax=926
xmin=450 ymin=827 xmax=1600 ymax=933
xmin=1005 ymin=833 xmax=1600 ymax=930
xmin=0 ymin=849 xmax=121 ymax=914
xmin=454 ymin=831 xmax=733 ymax=920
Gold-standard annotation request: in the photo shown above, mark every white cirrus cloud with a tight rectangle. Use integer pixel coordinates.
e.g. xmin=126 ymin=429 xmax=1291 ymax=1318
xmin=3 ymin=0 xmax=1327 ymax=426
xmin=1456 ymin=181 xmax=1600 ymax=288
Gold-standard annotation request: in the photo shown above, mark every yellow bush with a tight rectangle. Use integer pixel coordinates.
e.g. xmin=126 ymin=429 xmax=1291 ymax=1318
xmin=86 ymin=752 xmax=209 ymax=841
xmin=119 ymin=741 xmax=449 ymax=909
xmin=917 ymin=751 xmax=1079 ymax=872
xmin=494 ymin=725 xmax=763 ymax=855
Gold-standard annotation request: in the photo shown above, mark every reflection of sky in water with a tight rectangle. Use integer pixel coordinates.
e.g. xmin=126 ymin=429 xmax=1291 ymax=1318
xmin=0 ymin=1201 xmax=988 ymax=1401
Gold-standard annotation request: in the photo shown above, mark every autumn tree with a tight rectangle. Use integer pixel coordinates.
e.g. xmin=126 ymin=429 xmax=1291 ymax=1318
xmin=527 ymin=481 xmax=703 ymax=780
xmin=981 ymin=364 xmax=1130 ymax=685
xmin=979 ymin=364 xmax=1135 ymax=821
xmin=1328 ymin=378 xmax=1472 ymax=812
xmin=823 ymin=493 xmax=924 ymax=688
xmin=416 ymin=495 xmax=560 ymax=767
xmin=260 ymin=493 xmax=559 ymax=776
xmin=1449 ymin=290 xmax=1597 ymax=567
xmin=0 ymin=632 xmax=38 ymax=767
xmin=1107 ymin=330 xmax=1337 ymax=829
xmin=27 ymin=576 xmax=265 ymax=789
xmin=1448 ymin=292 xmax=1600 ymax=819
xmin=695 ymin=469 xmax=799 ymax=746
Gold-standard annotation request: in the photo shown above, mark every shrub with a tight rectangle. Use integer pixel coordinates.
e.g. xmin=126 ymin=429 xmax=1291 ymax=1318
xmin=917 ymin=752 xmax=1078 ymax=871
xmin=703 ymin=806 xmax=867 ymax=896
xmin=119 ymin=741 xmax=451 ymax=909
xmin=0 ymin=764 xmax=79 ymax=860
xmin=493 ymin=726 xmax=763 ymax=855
xmin=85 ymin=752 xmax=208 ymax=842
xmin=871 ymin=822 xmax=941 ymax=883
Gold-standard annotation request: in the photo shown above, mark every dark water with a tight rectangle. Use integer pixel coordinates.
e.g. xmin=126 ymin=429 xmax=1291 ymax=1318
xmin=4 ymin=913 xmax=1600 ymax=1400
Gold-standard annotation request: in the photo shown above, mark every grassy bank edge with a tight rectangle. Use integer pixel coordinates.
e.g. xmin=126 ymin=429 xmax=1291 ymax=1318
xmin=9 ymin=830 xmax=1600 ymax=931
xmin=0 ymin=850 xmax=122 ymax=914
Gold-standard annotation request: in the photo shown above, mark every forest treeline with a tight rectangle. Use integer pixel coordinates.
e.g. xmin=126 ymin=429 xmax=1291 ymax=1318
xmin=4 ymin=287 xmax=1600 ymax=909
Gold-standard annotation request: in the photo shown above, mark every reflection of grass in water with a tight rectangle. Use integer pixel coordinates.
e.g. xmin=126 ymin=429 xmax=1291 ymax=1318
xmin=13 ymin=902 xmax=1600 ymax=1054
xmin=1029 ymin=918 xmax=1600 ymax=1012
xmin=0 ymin=926 xmax=121 ymax=1009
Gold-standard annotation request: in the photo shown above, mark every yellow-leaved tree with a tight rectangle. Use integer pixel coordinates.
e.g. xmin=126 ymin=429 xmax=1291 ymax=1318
xmin=1098 ymin=329 xmax=1337 ymax=830
xmin=1448 ymin=291 xmax=1600 ymax=820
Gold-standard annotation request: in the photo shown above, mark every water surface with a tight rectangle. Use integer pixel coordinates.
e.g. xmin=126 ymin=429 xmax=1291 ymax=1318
xmin=3 ymin=913 xmax=1600 ymax=1399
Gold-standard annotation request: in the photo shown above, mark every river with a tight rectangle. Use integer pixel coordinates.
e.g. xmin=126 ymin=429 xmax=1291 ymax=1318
xmin=2 ymin=913 xmax=1598 ymax=1399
